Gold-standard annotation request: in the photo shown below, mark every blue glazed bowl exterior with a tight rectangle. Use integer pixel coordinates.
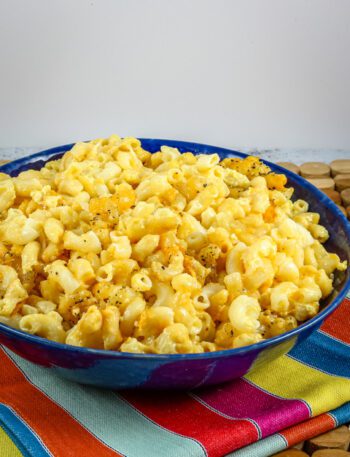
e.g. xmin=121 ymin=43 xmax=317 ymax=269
xmin=0 ymin=139 xmax=349 ymax=390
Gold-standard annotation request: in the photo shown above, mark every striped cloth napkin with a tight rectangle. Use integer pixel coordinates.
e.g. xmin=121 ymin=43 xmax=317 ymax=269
xmin=1 ymin=292 xmax=350 ymax=457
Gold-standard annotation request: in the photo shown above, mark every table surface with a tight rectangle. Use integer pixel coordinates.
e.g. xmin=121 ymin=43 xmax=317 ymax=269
xmin=0 ymin=146 xmax=349 ymax=164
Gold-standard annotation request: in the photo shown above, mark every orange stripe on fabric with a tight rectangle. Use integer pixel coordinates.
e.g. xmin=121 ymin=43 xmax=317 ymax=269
xmin=0 ymin=349 xmax=121 ymax=457
xmin=281 ymin=413 xmax=335 ymax=447
xmin=321 ymin=298 xmax=350 ymax=344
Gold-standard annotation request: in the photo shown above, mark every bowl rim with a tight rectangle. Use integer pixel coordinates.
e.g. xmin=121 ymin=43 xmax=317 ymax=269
xmin=0 ymin=138 xmax=349 ymax=361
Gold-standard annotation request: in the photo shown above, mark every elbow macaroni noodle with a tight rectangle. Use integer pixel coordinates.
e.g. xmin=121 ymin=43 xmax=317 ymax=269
xmin=0 ymin=136 xmax=347 ymax=353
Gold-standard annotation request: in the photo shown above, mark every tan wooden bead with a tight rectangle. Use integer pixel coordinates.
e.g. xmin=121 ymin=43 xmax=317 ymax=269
xmin=293 ymin=441 xmax=305 ymax=450
xmin=307 ymin=178 xmax=335 ymax=192
xmin=272 ymin=450 xmax=309 ymax=457
xmin=276 ymin=162 xmax=300 ymax=175
xmin=0 ymin=160 xmax=9 ymax=165
xmin=341 ymin=189 xmax=350 ymax=207
xmin=312 ymin=451 xmax=350 ymax=457
xmin=300 ymin=162 xmax=331 ymax=179
xmin=334 ymin=174 xmax=350 ymax=192
xmin=323 ymin=189 xmax=342 ymax=204
xmin=337 ymin=205 xmax=347 ymax=217
xmin=305 ymin=426 xmax=350 ymax=454
xmin=330 ymin=159 xmax=350 ymax=177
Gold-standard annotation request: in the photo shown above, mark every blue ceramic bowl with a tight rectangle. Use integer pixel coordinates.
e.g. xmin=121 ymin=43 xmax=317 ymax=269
xmin=0 ymin=139 xmax=349 ymax=390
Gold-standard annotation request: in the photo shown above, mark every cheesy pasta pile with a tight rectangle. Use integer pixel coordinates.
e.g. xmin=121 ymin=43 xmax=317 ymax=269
xmin=0 ymin=136 xmax=346 ymax=353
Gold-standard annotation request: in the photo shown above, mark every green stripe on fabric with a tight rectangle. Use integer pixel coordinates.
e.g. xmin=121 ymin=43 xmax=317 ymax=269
xmin=0 ymin=426 xmax=23 ymax=457
xmin=0 ymin=425 xmax=24 ymax=457
xmin=227 ymin=433 xmax=287 ymax=456
xmin=5 ymin=349 xmax=204 ymax=457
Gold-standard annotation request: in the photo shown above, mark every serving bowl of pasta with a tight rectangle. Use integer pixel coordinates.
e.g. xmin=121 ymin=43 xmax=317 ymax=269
xmin=0 ymin=136 xmax=349 ymax=389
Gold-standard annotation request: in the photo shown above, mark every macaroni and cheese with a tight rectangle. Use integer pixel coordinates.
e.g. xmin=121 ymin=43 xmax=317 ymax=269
xmin=0 ymin=136 xmax=346 ymax=353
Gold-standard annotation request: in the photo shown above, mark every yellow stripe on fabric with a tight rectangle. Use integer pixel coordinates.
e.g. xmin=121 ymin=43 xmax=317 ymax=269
xmin=245 ymin=354 xmax=350 ymax=416
xmin=0 ymin=426 xmax=23 ymax=457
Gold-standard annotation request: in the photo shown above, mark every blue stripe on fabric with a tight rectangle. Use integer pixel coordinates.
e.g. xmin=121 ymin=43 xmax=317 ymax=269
xmin=289 ymin=330 xmax=350 ymax=379
xmin=319 ymin=330 xmax=350 ymax=349
xmin=4 ymin=348 xmax=204 ymax=457
xmin=328 ymin=402 xmax=350 ymax=425
xmin=0 ymin=403 xmax=51 ymax=457
xmin=115 ymin=393 xmax=207 ymax=457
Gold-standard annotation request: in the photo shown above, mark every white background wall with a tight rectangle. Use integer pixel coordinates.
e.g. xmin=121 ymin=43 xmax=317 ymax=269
xmin=0 ymin=0 xmax=350 ymax=150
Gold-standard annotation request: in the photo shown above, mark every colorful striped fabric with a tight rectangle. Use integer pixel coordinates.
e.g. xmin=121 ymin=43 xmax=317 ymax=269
xmin=1 ymin=293 xmax=350 ymax=457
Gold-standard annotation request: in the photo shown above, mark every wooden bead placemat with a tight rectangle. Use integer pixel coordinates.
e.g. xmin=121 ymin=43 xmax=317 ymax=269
xmin=306 ymin=178 xmax=335 ymax=192
xmin=300 ymin=162 xmax=331 ymax=179
xmin=277 ymin=162 xmax=301 ymax=175
xmin=331 ymin=160 xmax=350 ymax=177
xmin=277 ymin=158 xmax=350 ymax=220
xmin=323 ymin=189 xmax=342 ymax=205
xmin=341 ymin=189 xmax=350 ymax=207
xmin=335 ymin=174 xmax=350 ymax=192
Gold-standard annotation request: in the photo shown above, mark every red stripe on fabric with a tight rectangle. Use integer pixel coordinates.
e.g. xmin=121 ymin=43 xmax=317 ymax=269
xmin=121 ymin=391 xmax=259 ymax=457
xmin=0 ymin=348 xmax=121 ymax=457
xmin=281 ymin=413 xmax=335 ymax=446
xmin=321 ymin=298 xmax=350 ymax=344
